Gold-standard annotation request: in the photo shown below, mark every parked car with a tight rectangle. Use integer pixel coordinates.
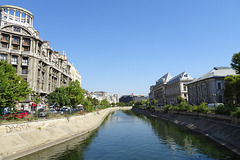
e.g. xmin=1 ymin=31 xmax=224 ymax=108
xmin=49 ymin=109 xmax=58 ymax=114
xmin=38 ymin=108 xmax=47 ymax=117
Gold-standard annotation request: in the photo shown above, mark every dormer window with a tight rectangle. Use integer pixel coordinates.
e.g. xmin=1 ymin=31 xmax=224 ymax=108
xmin=14 ymin=27 xmax=21 ymax=32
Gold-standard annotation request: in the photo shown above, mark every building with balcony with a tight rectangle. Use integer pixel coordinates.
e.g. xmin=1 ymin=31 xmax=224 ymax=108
xmin=187 ymin=67 xmax=237 ymax=105
xmin=0 ymin=5 xmax=79 ymax=109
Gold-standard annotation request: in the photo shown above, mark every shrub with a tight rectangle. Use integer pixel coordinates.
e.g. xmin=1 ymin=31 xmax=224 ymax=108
xmin=215 ymin=103 xmax=236 ymax=115
xmin=236 ymin=108 xmax=240 ymax=118
xmin=186 ymin=104 xmax=194 ymax=112
xmin=178 ymin=102 xmax=187 ymax=111
xmin=195 ymin=103 xmax=209 ymax=113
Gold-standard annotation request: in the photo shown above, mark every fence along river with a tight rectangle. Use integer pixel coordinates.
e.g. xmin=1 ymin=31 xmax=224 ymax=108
xmin=18 ymin=110 xmax=240 ymax=160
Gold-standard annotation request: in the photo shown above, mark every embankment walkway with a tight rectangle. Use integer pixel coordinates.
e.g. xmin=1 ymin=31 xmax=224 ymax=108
xmin=0 ymin=107 xmax=132 ymax=160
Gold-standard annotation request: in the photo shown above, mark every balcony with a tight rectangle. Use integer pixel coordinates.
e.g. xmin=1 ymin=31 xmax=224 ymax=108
xmin=0 ymin=47 xmax=9 ymax=52
xmin=22 ymin=62 xmax=28 ymax=66
xmin=11 ymin=61 xmax=18 ymax=65
xmin=1 ymin=39 xmax=9 ymax=43
xmin=12 ymin=41 xmax=20 ymax=45
xmin=11 ymin=49 xmax=20 ymax=54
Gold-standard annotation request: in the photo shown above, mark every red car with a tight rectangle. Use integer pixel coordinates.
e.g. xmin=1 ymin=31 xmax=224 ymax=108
xmin=3 ymin=110 xmax=29 ymax=120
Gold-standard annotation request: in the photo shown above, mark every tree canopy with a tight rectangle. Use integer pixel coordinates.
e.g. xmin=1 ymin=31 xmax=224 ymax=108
xmin=231 ymin=52 xmax=240 ymax=74
xmin=66 ymin=80 xmax=84 ymax=107
xmin=0 ymin=60 xmax=32 ymax=109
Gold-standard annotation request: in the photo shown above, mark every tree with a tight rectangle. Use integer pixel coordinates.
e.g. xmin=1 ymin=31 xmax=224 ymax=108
xmin=47 ymin=86 xmax=70 ymax=108
xmin=224 ymin=75 xmax=240 ymax=106
xmin=151 ymin=98 xmax=158 ymax=107
xmin=66 ymin=80 xmax=84 ymax=107
xmin=231 ymin=52 xmax=240 ymax=74
xmin=0 ymin=60 xmax=32 ymax=109
xmin=83 ymin=99 xmax=94 ymax=112
xmin=91 ymin=98 xmax=99 ymax=106
xmin=177 ymin=95 xmax=185 ymax=104
xmin=100 ymin=99 xmax=109 ymax=108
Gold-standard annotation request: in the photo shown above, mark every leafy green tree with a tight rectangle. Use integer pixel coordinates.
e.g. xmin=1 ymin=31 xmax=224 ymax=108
xmin=117 ymin=102 xmax=125 ymax=107
xmin=92 ymin=98 xmax=100 ymax=106
xmin=84 ymin=99 xmax=94 ymax=112
xmin=224 ymin=75 xmax=240 ymax=105
xmin=66 ymin=80 xmax=84 ymax=107
xmin=100 ymin=99 xmax=110 ymax=108
xmin=32 ymin=92 xmax=41 ymax=105
xmin=231 ymin=52 xmax=240 ymax=74
xmin=0 ymin=60 xmax=32 ymax=109
xmin=151 ymin=98 xmax=158 ymax=107
xmin=47 ymin=86 xmax=70 ymax=108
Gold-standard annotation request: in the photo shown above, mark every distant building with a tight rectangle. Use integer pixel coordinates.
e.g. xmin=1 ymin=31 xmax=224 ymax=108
xmin=187 ymin=67 xmax=237 ymax=105
xmin=149 ymin=72 xmax=194 ymax=106
xmin=119 ymin=95 xmax=148 ymax=104
xmin=91 ymin=91 xmax=119 ymax=104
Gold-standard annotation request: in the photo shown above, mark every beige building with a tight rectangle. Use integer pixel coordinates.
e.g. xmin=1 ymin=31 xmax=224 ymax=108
xmin=0 ymin=5 xmax=80 ymax=109
xmin=70 ymin=63 xmax=81 ymax=86
xmin=91 ymin=91 xmax=119 ymax=104
xmin=149 ymin=72 xmax=194 ymax=106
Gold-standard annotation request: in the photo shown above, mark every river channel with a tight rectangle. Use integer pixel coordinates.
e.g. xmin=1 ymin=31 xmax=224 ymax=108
xmin=18 ymin=110 xmax=240 ymax=160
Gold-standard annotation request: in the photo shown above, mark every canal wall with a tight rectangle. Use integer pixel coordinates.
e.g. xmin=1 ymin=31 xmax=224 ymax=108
xmin=0 ymin=107 xmax=132 ymax=160
xmin=132 ymin=107 xmax=240 ymax=155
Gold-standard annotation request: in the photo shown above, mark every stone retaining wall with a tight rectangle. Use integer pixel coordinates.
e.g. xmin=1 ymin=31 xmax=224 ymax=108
xmin=132 ymin=107 xmax=240 ymax=155
xmin=0 ymin=107 xmax=132 ymax=160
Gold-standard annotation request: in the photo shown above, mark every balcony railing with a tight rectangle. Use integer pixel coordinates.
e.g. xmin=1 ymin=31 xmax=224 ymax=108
xmin=1 ymin=39 xmax=9 ymax=43
xmin=0 ymin=48 xmax=9 ymax=52
xmin=11 ymin=61 xmax=18 ymax=65
xmin=22 ymin=62 xmax=28 ymax=66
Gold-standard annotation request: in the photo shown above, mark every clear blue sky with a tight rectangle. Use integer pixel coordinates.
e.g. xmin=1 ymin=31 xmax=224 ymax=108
xmin=2 ymin=0 xmax=240 ymax=96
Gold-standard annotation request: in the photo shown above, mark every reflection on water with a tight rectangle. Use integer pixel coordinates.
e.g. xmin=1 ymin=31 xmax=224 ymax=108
xmin=18 ymin=110 xmax=239 ymax=160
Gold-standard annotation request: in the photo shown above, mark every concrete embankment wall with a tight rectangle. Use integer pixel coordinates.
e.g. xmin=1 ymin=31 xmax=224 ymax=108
xmin=0 ymin=107 xmax=132 ymax=160
xmin=132 ymin=107 xmax=240 ymax=155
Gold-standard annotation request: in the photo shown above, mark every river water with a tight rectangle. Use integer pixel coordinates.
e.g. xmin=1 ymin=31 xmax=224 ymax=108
xmin=18 ymin=110 xmax=240 ymax=160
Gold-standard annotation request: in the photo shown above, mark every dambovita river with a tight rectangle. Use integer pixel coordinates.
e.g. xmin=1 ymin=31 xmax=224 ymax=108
xmin=18 ymin=110 xmax=240 ymax=160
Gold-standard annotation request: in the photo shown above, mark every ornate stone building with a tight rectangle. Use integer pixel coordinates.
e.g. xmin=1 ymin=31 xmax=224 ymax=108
xmin=149 ymin=72 xmax=194 ymax=106
xmin=0 ymin=5 xmax=77 ymax=109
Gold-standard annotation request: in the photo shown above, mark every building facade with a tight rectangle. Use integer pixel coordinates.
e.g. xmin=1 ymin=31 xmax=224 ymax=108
xmin=187 ymin=67 xmax=237 ymax=105
xmin=149 ymin=72 xmax=194 ymax=106
xmin=0 ymin=5 xmax=80 ymax=109
xmin=91 ymin=91 xmax=119 ymax=104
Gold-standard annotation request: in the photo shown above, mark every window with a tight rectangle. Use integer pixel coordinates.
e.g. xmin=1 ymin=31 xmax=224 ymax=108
xmin=14 ymin=27 xmax=21 ymax=32
xmin=22 ymin=58 xmax=28 ymax=66
xmin=11 ymin=56 xmax=18 ymax=64
xmin=23 ymin=46 xmax=29 ymax=51
xmin=13 ymin=37 xmax=20 ymax=44
xmin=0 ymin=54 xmax=7 ymax=61
xmin=13 ymin=45 xmax=19 ymax=50
xmin=23 ymin=39 xmax=30 ymax=45
xmin=183 ymin=85 xmax=187 ymax=91
xmin=1 ymin=34 xmax=9 ymax=42
xmin=1 ymin=43 xmax=7 ymax=48
xmin=22 ymin=67 xmax=28 ymax=74
xmin=217 ymin=82 xmax=222 ymax=89
xmin=218 ymin=95 xmax=223 ymax=103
